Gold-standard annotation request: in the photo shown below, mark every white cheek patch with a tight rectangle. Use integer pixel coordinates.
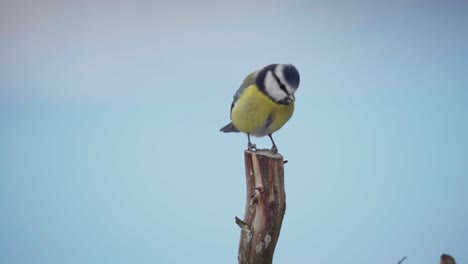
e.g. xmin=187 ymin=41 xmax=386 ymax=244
xmin=264 ymin=71 xmax=288 ymax=102
xmin=275 ymin=64 xmax=295 ymax=95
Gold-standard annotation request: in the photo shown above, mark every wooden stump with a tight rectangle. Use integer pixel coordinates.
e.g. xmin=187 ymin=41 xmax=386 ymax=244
xmin=236 ymin=149 xmax=286 ymax=264
xmin=440 ymin=254 xmax=456 ymax=264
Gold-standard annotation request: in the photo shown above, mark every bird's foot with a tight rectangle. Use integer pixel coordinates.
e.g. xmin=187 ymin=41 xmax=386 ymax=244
xmin=270 ymin=145 xmax=278 ymax=154
xmin=248 ymin=142 xmax=257 ymax=152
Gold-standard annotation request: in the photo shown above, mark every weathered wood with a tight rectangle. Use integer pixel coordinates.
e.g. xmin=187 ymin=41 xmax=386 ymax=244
xmin=236 ymin=149 xmax=286 ymax=264
xmin=440 ymin=254 xmax=457 ymax=264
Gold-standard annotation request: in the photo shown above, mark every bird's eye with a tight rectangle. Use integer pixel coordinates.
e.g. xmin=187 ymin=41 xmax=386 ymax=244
xmin=280 ymin=84 xmax=286 ymax=90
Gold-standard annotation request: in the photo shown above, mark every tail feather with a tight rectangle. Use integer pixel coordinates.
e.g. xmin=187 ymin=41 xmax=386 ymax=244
xmin=220 ymin=122 xmax=240 ymax=133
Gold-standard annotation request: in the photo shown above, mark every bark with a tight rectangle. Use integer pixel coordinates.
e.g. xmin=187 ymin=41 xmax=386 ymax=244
xmin=236 ymin=149 xmax=286 ymax=264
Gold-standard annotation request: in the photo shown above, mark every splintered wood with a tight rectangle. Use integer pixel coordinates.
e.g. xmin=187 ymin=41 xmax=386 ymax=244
xmin=236 ymin=149 xmax=286 ymax=264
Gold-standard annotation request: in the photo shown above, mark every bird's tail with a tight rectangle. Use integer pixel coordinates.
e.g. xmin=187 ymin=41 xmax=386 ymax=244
xmin=220 ymin=122 xmax=240 ymax=133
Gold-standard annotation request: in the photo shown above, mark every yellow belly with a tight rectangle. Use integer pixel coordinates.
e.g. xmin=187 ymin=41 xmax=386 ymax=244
xmin=231 ymin=85 xmax=294 ymax=137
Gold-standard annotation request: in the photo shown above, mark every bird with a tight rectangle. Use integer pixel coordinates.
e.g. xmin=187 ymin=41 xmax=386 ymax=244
xmin=220 ymin=63 xmax=300 ymax=153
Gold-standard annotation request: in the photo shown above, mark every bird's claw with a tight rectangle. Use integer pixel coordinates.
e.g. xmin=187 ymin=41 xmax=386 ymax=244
xmin=270 ymin=145 xmax=278 ymax=154
xmin=248 ymin=143 xmax=257 ymax=152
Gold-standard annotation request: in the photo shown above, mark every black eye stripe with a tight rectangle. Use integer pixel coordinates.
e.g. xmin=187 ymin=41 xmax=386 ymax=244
xmin=271 ymin=71 xmax=290 ymax=95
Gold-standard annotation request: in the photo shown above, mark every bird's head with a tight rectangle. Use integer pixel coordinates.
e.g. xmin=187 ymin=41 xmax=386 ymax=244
xmin=256 ymin=64 xmax=300 ymax=105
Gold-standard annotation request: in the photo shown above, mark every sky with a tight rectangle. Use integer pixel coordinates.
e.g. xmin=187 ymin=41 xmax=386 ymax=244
xmin=1 ymin=0 xmax=467 ymax=263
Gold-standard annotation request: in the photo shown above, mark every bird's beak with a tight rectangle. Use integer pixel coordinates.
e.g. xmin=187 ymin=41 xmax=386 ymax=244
xmin=288 ymin=94 xmax=295 ymax=102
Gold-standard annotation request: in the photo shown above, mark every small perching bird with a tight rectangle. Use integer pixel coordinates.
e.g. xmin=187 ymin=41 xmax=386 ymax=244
xmin=220 ymin=64 xmax=300 ymax=153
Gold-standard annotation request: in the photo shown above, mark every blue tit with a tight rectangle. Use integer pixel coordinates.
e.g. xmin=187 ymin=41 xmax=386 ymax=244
xmin=220 ymin=64 xmax=300 ymax=153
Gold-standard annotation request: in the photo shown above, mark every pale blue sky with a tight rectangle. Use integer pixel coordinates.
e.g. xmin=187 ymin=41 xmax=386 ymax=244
xmin=1 ymin=1 xmax=467 ymax=263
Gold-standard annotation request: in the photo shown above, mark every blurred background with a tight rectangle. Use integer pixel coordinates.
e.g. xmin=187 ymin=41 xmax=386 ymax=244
xmin=1 ymin=0 xmax=467 ymax=263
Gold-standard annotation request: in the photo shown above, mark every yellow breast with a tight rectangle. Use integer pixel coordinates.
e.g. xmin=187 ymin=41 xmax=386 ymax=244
xmin=231 ymin=85 xmax=294 ymax=137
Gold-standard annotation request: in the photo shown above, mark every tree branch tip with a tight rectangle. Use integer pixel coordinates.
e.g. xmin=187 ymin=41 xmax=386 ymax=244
xmin=397 ymin=256 xmax=407 ymax=264
xmin=235 ymin=216 xmax=248 ymax=229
